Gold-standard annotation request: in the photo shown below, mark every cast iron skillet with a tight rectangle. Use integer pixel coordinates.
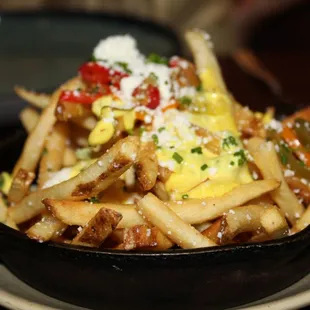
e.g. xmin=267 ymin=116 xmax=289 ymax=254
xmin=0 ymin=107 xmax=310 ymax=310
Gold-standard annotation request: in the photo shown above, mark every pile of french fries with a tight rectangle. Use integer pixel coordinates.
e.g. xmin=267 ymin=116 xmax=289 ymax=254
xmin=0 ymin=29 xmax=309 ymax=251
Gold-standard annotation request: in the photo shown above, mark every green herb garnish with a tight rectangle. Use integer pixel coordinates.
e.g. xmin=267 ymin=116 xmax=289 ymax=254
xmin=149 ymin=72 xmax=159 ymax=81
xmin=172 ymin=152 xmax=183 ymax=164
xmin=191 ymin=147 xmax=203 ymax=154
xmin=230 ymin=161 xmax=235 ymax=166
xmin=182 ymin=194 xmax=189 ymax=199
xmin=201 ymin=164 xmax=208 ymax=171
xmin=179 ymin=96 xmax=192 ymax=105
xmin=89 ymin=197 xmax=100 ymax=204
xmin=42 ymin=148 xmax=48 ymax=156
xmin=222 ymin=136 xmax=238 ymax=149
xmin=196 ymin=84 xmax=203 ymax=92
xmin=115 ymin=61 xmax=132 ymax=74
xmin=152 ymin=134 xmax=159 ymax=145
xmin=158 ymin=127 xmax=166 ymax=133
xmin=147 ymin=53 xmax=168 ymax=65
xmin=139 ymin=127 xmax=145 ymax=136
xmin=233 ymin=150 xmax=247 ymax=166
xmin=0 ymin=175 xmax=4 ymax=189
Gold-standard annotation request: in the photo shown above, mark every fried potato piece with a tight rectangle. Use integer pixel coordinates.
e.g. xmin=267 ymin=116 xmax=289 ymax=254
xmin=63 ymin=145 xmax=78 ymax=167
xmin=13 ymin=77 xmax=83 ymax=176
xmin=8 ymin=169 xmax=35 ymax=203
xmin=158 ymin=166 xmax=172 ymax=183
xmin=135 ymin=141 xmax=158 ymax=191
xmin=72 ymin=208 xmax=122 ymax=247
xmin=202 ymin=205 xmax=288 ymax=245
xmin=122 ymin=225 xmax=174 ymax=251
xmin=44 ymin=199 xmax=146 ymax=229
xmin=19 ymin=107 xmax=40 ymax=133
xmin=15 ymin=86 xmax=51 ymax=109
xmin=152 ymin=181 xmax=170 ymax=201
xmin=9 ymin=136 xmax=139 ymax=224
xmin=292 ymin=204 xmax=310 ymax=233
xmin=247 ymin=138 xmax=304 ymax=224
xmin=38 ymin=122 xmax=69 ymax=188
xmin=137 ymin=193 xmax=216 ymax=249
xmin=195 ymin=126 xmax=221 ymax=155
xmin=167 ymin=179 xmax=280 ymax=225
xmin=27 ymin=212 xmax=67 ymax=242
xmin=286 ymin=176 xmax=310 ymax=205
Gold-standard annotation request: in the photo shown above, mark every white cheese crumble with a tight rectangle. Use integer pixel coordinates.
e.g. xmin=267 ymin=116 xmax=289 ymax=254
xmin=284 ymin=169 xmax=295 ymax=177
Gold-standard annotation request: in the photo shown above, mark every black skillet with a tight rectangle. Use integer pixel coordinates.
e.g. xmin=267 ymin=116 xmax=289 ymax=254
xmin=1 ymin=10 xmax=310 ymax=310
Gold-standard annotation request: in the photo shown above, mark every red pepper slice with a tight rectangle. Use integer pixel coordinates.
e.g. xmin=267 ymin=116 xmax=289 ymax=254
xmin=79 ymin=62 xmax=129 ymax=89
xmin=59 ymin=88 xmax=110 ymax=105
xmin=132 ymin=84 xmax=160 ymax=109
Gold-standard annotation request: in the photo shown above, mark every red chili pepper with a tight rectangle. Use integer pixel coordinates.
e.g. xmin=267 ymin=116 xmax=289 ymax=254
xmin=59 ymin=88 xmax=110 ymax=105
xmin=169 ymin=56 xmax=181 ymax=68
xmin=132 ymin=84 xmax=160 ymax=109
xmin=79 ymin=62 xmax=129 ymax=89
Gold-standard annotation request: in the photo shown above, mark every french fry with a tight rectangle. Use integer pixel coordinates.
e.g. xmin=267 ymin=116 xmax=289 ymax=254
xmin=38 ymin=122 xmax=69 ymax=188
xmin=19 ymin=107 xmax=40 ymax=133
xmin=122 ymin=225 xmax=174 ymax=251
xmin=7 ymin=168 xmax=35 ymax=203
xmin=247 ymin=137 xmax=304 ymax=224
xmin=202 ymin=205 xmax=288 ymax=245
xmin=152 ymin=181 xmax=170 ymax=201
xmin=158 ymin=166 xmax=172 ymax=183
xmin=13 ymin=77 xmax=83 ymax=176
xmin=124 ymin=166 xmax=136 ymax=190
xmin=14 ymin=86 xmax=51 ymax=109
xmin=72 ymin=115 xmax=97 ymax=131
xmin=43 ymin=199 xmax=146 ymax=229
xmin=63 ymin=145 xmax=78 ymax=167
xmin=9 ymin=136 xmax=139 ymax=224
xmin=135 ymin=141 xmax=158 ymax=191
xmin=167 ymin=179 xmax=280 ymax=225
xmin=286 ymin=176 xmax=310 ymax=205
xmin=137 ymin=193 xmax=216 ymax=249
xmin=293 ymin=205 xmax=310 ymax=233
xmin=72 ymin=208 xmax=122 ymax=247
xmin=185 ymin=29 xmax=227 ymax=92
xmin=55 ymin=101 xmax=89 ymax=121
xmin=27 ymin=212 xmax=67 ymax=242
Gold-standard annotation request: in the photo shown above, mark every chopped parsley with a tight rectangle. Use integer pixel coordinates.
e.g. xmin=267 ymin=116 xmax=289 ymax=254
xmin=89 ymin=197 xmax=100 ymax=203
xmin=147 ymin=53 xmax=169 ymax=65
xmin=179 ymin=96 xmax=192 ymax=105
xmin=158 ymin=127 xmax=166 ymax=133
xmin=139 ymin=127 xmax=145 ymax=136
xmin=196 ymin=84 xmax=203 ymax=92
xmin=89 ymin=55 xmax=97 ymax=62
xmin=165 ymin=80 xmax=169 ymax=85
xmin=278 ymin=143 xmax=291 ymax=166
xmin=172 ymin=152 xmax=183 ymax=164
xmin=149 ymin=72 xmax=159 ymax=81
xmin=230 ymin=161 xmax=235 ymax=166
xmin=42 ymin=148 xmax=48 ymax=156
xmin=222 ymin=136 xmax=238 ymax=149
xmin=114 ymin=61 xmax=132 ymax=74
xmin=182 ymin=194 xmax=189 ymax=199
xmin=233 ymin=150 xmax=247 ymax=166
xmin=126 ymin=129 xmax=134 ymax=136
xmin=201 ymin=164 xmax=208 ymax=171
xmin=191 ymin=147 xmax=203 ymax=154
xmin=152 ymin=134 xmax=159 ymax=145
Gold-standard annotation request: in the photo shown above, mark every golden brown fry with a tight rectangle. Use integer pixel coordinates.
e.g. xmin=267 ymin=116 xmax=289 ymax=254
xmin=195 ymin=127 xmax=221 ymax=154
xmin=158 ymin=166 xmax=172 ymax=183
xmin=247 ymin=137 xmax=304 ymax=224
xmin=7 ymin=168 xmax=35 ymax=203
xmin=202 ymin=205 xmax=288 ymax=244
xmin=72 ymin=208 xmax=122 ymax=247
xmin=124 ymin=166 xmax=136 ymax=190
xmin=167 ymin=179 xmax=280 ymax=225
xmin=44 ymin=199 xmax=145 ymax=229
xmin=10 ymin=137 xmax=139 ymax=224
xmin=293 ymin=205 xmax=310 ymax=233
xmin=13 ymin=77 xmax=83 ymax=176
xmin=286 ymin=176 xmax=310 ymax=205
xmin=137 ymin=193 xmax=216 ymax=249
xmin=152 ymin=181 xmax=170 ymax=201
xmin=135 ymin=141 xmax=158 ymax=191
xmin=63 ymin=145 xmax=78 ymax=167
xmin=123 ymin=225 xmax=174 ymax=251
xmin=72 ymin=115 xmax=97 ymax=131
xmin=27 ymin=212 xmax=67 ymax=242
xmin=38 ymin=122 xmax=69 ymax=188
xmin=19 ymin=107 xmax=40 ymax=133
xmin=14 ymin=86 xmax=51 ymax=109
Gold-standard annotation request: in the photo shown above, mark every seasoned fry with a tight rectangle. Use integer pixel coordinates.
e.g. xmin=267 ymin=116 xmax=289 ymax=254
xmin=185 ymin=29 xmax=226 ymax=92
xmin=38 ymin=122 xmax=69 ymax=188
xmin=44 ymin=199 xmax=146 ymax=229
xmin=286 ymin=176 xmax=310 ymax=205
xmin=19 ymin=107 xmax=40 ymax=133
xmin=167 ymin=179 xmax=280 ymax=225
xmin=27 ymin=212 xmax=67 ymax=242
xmin=63 ymin=145 xmax=78 ymax=167
xmin=293 ymin=205 xmax=310 ymax=233
xmin=9 ymin=136 xmax=139 ymax=224
xmin=122 ymin=225 xmax=174 ymax=251
xmin=202 ymin=205 xmax=288 ymax=244
xmin=14 ymin=86 xmax=51 ymax=109
xmin=7 ymin=168 xmax=35 ymax=203
xmin=72 ymin=208 xmax=122 ymax=247
xmin=72 ymin=115 xmax=97 ymax=131
xmin=247 ymin=137 xmax=304 ymax=224
xmin=124 ymin=166 xmax=136 ymax=190
xmin=137 ymin=193 xmax=216 ymax=249
xmin=135 ymin=141 xmax=158 ymax=191
xmin=152 ymin=181 xmax=170 ymax=201
xmin=13 ymin=77 xmax=83 ymax=176
xmin=158 ymin=166 xmax=172 ymax=183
